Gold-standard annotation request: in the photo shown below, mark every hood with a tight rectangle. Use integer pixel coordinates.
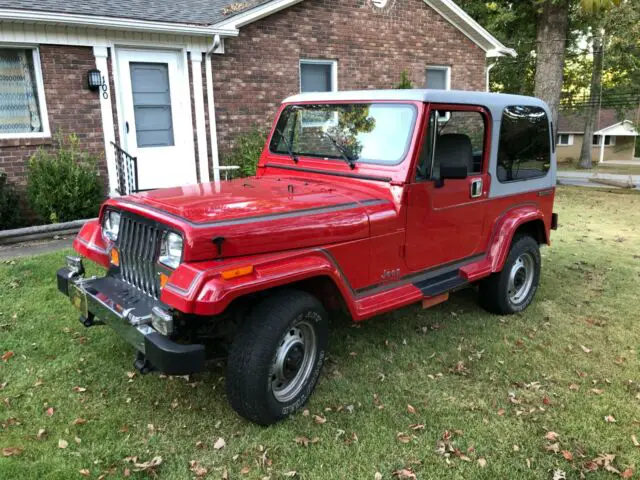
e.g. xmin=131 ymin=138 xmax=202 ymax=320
xmin=113 ymin=176 xmax=392 ymax=262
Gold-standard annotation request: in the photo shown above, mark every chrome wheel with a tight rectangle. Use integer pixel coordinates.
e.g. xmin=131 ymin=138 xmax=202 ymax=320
xmin=507 ymin=252 xmax=535 ymax=305
xmin=271 ymin=319 xmax=317 ymax=403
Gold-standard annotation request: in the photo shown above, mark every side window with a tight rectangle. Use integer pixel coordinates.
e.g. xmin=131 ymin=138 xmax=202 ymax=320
xmin=497 ymin=106 xmax=551 ymax=182
xmin=416 ymin=109 xmax=486 ymax=181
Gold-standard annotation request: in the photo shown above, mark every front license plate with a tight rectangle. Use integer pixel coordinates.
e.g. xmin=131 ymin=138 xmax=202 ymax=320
xmin=69 ymin=284 xmax=89 ymax=318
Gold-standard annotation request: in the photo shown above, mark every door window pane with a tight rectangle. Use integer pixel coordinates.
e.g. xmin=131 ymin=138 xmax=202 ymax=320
xmin=497 ymin=106 xmax=551 ymax=182
xmin=425 ymin=67 xmax=449 ymax=90
xmin=0 ymin=48 xmax=43 ymax=134
xmin=130 ymin=62 xmax=174 ymax=148
xmin=300 ymin=63 xmax=333 ymax=93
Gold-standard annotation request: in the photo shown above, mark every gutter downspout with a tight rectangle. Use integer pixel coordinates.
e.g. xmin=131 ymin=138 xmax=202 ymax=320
xmin=486 ymin=62 xmax=496 ymax=92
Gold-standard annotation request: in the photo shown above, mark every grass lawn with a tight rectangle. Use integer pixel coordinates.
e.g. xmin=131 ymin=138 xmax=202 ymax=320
xmin=2 ymin=186 xmax=640 ymax=479
xmin=558 ymin=162 xmax=640 ymax=176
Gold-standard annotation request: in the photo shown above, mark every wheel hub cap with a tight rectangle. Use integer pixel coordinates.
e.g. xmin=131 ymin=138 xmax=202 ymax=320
xmin=507 ymin=253 xmax=535 ymax=305
xmin=271 ymin=319 xmax=317 ymax=403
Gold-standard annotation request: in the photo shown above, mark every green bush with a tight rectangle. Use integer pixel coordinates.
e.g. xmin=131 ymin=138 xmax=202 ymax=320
xmin=224 ymin=127 xmax=267 ymax=178
xmin=395 ymin=70 xmax=414 ymax=89
xmin=0 ymin=171 xmax=21 ymax=230
xmin=28 ymin=133 xmax=104 ymax=224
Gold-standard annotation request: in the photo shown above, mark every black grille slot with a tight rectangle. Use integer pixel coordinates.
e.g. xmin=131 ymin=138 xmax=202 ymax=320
xmin=118 ymin=214 xmax=162 ymax=298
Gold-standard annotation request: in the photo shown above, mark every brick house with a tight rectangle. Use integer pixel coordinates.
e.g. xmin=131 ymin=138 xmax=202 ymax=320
xmin=0 ymin=0 xmax=514 ymax=196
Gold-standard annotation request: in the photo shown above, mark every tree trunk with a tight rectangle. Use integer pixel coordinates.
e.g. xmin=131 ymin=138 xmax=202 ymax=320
xmin=578 ymin=34 xmax=605 ymax=169
xmin=533 ymin=1 xmax=570 ymax=126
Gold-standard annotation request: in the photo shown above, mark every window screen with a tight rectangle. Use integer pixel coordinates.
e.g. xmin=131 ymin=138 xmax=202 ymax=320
xmin=300 ymin=63 xmax=333 ymax=93
xmin=0 ymin=48 xmax=44 ymax=134
xmin=425 ymin=67 xmax=448 ymax=90
xmin=497 ymin=106 xmax=551 ymax=182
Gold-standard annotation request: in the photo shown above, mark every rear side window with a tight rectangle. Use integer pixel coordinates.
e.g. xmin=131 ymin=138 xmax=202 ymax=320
xmin=497 ymin=106 xmax=551 ymax=182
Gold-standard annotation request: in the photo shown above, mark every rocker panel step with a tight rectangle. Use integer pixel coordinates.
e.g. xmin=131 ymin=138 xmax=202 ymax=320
xmin=414 ymin=270 xmax=468 ymax=297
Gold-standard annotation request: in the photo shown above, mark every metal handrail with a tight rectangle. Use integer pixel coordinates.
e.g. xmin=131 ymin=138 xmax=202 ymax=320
xmin=111 ymin=142 xmax=139 ymax=196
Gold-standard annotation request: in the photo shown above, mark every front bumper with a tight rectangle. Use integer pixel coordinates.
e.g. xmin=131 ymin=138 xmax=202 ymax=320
xmin=57 ymin=265 xmax=205 ymax=375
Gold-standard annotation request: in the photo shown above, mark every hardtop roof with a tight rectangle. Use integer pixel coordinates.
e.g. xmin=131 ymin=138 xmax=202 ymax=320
xmin=283 ymin=89 xmax=549 ymax=112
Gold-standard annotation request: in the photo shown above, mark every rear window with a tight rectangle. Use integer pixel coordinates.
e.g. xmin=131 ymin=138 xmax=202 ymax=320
xmin=497 ymin=106 xmax=551 ymax=182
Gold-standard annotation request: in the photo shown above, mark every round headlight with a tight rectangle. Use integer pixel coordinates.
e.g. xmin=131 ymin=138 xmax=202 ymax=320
xmin=159 ymin=232 xmax=183 ymax=269
xmin=102 ymin=210 xmax=121 ymax=242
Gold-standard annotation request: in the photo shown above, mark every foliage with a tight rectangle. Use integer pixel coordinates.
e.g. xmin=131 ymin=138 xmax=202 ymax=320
xmin=395 ymin=70 xmax=413 ymax=89
xmin=0 ymin=171 xmax=21 ymax=230
xmin=27 ymin=133 xmax=104 ymax=224
xmin=224 ymin=127 xmax=267 ymax=178
xmin=2 ymin=187 xmax=640 ymax=478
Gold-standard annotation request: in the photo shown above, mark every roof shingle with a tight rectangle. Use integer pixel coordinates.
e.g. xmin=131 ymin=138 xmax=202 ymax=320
xmin=557 ymin=108 xmax=637 ymax=133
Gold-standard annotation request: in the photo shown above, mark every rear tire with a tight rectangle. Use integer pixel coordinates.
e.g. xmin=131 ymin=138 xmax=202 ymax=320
xmin=479 ymin=234 xmax=541 ymax=315
xmin=226 ymin=289 xmax=328 ymax=425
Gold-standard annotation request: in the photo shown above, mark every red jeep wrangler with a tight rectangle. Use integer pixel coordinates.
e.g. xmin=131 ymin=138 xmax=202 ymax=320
xmin=58 ymin=89 xmax=557 ymax=425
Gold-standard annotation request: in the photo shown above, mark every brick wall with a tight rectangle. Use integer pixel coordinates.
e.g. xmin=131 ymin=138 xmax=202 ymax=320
xmin=211 ymin=0 xmax=487 ymax=164
xmin=0 ymin=45 xmax=106 ymax=193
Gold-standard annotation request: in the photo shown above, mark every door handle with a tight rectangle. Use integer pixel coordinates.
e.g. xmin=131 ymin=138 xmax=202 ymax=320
xmin=470 ymin=178 xmax=483 ymax=198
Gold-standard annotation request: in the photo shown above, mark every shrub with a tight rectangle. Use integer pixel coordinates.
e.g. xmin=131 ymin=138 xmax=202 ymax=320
xmin=224 ymin=128 xmax=267 ymax=178
xmin=28 ymin=133 xmax=104 ymax=224
xmin=395 ymin=70 xmax=413 ymax=89
xmin=0 ymin=171 xmax=21 ymax=230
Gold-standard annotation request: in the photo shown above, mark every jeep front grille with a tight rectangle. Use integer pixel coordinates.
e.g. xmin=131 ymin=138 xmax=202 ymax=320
xmin=118 ymin=214 xmax=163 ymax=298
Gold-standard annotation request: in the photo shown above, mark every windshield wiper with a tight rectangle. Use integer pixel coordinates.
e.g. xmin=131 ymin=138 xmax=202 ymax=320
xmin=275 ymin=128 xmax=298 ymax=164
xmin=323 ymin=132 xmax=357 ymax=170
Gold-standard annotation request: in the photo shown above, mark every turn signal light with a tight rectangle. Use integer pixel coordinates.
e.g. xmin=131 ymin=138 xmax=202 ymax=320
xmin=221 ymin=265 xmax=254 ymax=280
xmin=110 ymin=248 xmax=120 ymax=266
xmin=158 ymin=273 xmax=169 ymax=289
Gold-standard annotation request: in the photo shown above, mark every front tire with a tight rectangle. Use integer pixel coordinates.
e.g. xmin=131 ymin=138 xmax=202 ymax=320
xmin=226 ymin=289 xmax=328 ymax=425
xmin=479 ymin=234 xmax=541 ymax=315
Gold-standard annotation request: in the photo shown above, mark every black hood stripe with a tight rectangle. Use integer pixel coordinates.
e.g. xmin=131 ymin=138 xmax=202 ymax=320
xmin=117 ymin=198 xmax=389 ymax=229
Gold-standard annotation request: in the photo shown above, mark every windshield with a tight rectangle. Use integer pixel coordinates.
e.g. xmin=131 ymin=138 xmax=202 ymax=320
xmin=269 ymin=103 xmax=417 ymax=165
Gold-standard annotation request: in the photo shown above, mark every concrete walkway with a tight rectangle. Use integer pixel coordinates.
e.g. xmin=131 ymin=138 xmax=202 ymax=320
xmin=0 ymin=237 xmax=73 ymax=261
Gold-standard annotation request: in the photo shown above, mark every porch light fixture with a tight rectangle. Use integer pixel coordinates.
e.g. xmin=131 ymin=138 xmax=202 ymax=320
xmin=87 ymin=69 xmax=104 ymax=91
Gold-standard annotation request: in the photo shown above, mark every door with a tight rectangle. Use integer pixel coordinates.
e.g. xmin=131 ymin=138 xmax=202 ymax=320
xmin=117 ymin=49 xmax=197 ymax=190
xmin=405 ymin=105 xmax=491 ymax=272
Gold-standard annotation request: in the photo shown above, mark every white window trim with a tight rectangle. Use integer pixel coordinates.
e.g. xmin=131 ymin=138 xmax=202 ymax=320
xmin=557 ymin=133 xmax=573 ymax=146
xmin=425 ymin=65 xmax=452 ymax=90
xmin=592 ymin=135 xmax=616 ymax=147
xmin=299 ymin=59 xmax=338 ymax=93
xmin=0 ymin=45 xmax=50 ymax=140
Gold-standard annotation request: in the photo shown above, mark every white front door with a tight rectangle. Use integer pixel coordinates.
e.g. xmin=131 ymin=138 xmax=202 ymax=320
xmin=117 ymin=49 xmax=197 ymax=190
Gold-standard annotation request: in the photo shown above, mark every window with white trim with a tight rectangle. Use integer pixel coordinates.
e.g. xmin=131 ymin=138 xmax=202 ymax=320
xmin=299 ymin=60 xmax=337 ymax=93
xmin=557 ymin=133 xmax=573 ymax=146
xmin=425 ymin=66 xmax=451 ymax=90
xmin=0 ymin=47 xmax=49 ymax=138
xmin=592 ymin=135 xmax=615 ymax=146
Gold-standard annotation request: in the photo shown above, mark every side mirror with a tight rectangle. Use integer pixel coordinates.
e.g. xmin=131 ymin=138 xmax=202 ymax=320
xmin=435 ymin=164 xmax=468 ymax=188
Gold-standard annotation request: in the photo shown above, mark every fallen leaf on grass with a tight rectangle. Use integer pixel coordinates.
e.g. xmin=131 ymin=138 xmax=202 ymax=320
xmin=580 ymin=345 xmax=592 ymax=354
xmin=2 ymin=447 xmax=23 ymax=457
xmin=213 ymin=437 xmax=226 ymax=450
xmin=621 ymin=468 xmax=634 ymax=478
xmin=36 ymin=428 xmax=47 ymax=440
xmin=561 ymin=450 xmax=573 ymax=461
xmin=590 ymin=388 xmax=604 ymax=395
xmin=545 ymin=443 xmax=560 ymax=454
xmin=497 ymin=409 xmax=505 ymax=416
xmin=392 ymin=468 xmax=417 ymax=479
xmin=409 ymin=423 xmax=425 ymax=431
xmin=34 ymin=379 xmax=44 ymax=387
xmin=477 ymin=458 xmax=487 ymax=468
xmin=189 ymin=460 xmax=208 ymax=477
xmin=407 ymin=404 xmax=416 ymax=414
xmin=58 ymin=439 xmax=68 ymax=449
xmin=396 ymin=432 xmax=412 ymax=444
xmin=295 ymin=436 xmax=320 ymax=447
xmin=283 ymin=472 xmax=297 ymax=478
xmin=45 ymin=407 xmax=54 ymax=417
xmin=79 ymin=469 xmax=90 ymax=477
xmin=545 ymin=432 xmax=559 ymax=441
xmin=72 ymin=418 xmax=87 ymax=425
xmin=632 ymin=435 xmax=640 ymax=447
xmin=1 ymin=351 xmax=14 ymax=362
xmin=569 ymin=383 xmax=579 ymax=391
xmin=552 ymin=469 xmax=566 ymax=480
xmin=604 ymin=415 xmax=617 ymax=423
xmin=313 ymin=414 xmax=326 ymax=425
xmin=240 ymin=466 xmax=250 ymax=474
xmin=375 ymin=473 xmax=383 ymax=480
xmin=133 ymin=456 xmax=163 ymax=473
xmin=72 ymin=386 xmax=87 ymax=393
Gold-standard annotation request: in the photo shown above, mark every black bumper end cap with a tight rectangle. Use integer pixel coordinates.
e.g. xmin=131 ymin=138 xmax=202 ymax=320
xmin=56 ymin=267 xmax=75 ymax=297
xmin=144 ymin=333 xmax=205 ymax=376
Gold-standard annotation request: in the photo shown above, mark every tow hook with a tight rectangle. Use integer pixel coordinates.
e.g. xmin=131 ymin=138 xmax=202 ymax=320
xmin=134 ymin=351 xmax=155 ymax=375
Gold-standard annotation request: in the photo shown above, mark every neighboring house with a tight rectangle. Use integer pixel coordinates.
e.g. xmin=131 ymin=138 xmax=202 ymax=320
xmin=0 ymin=0 xmax=515 ymax=196
xmin=556 ymin=109 xmax=639 ymax=163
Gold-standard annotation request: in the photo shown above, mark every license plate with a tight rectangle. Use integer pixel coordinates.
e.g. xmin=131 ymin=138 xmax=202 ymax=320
xmin=69 ymin=284 xmax=89 ymax=319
